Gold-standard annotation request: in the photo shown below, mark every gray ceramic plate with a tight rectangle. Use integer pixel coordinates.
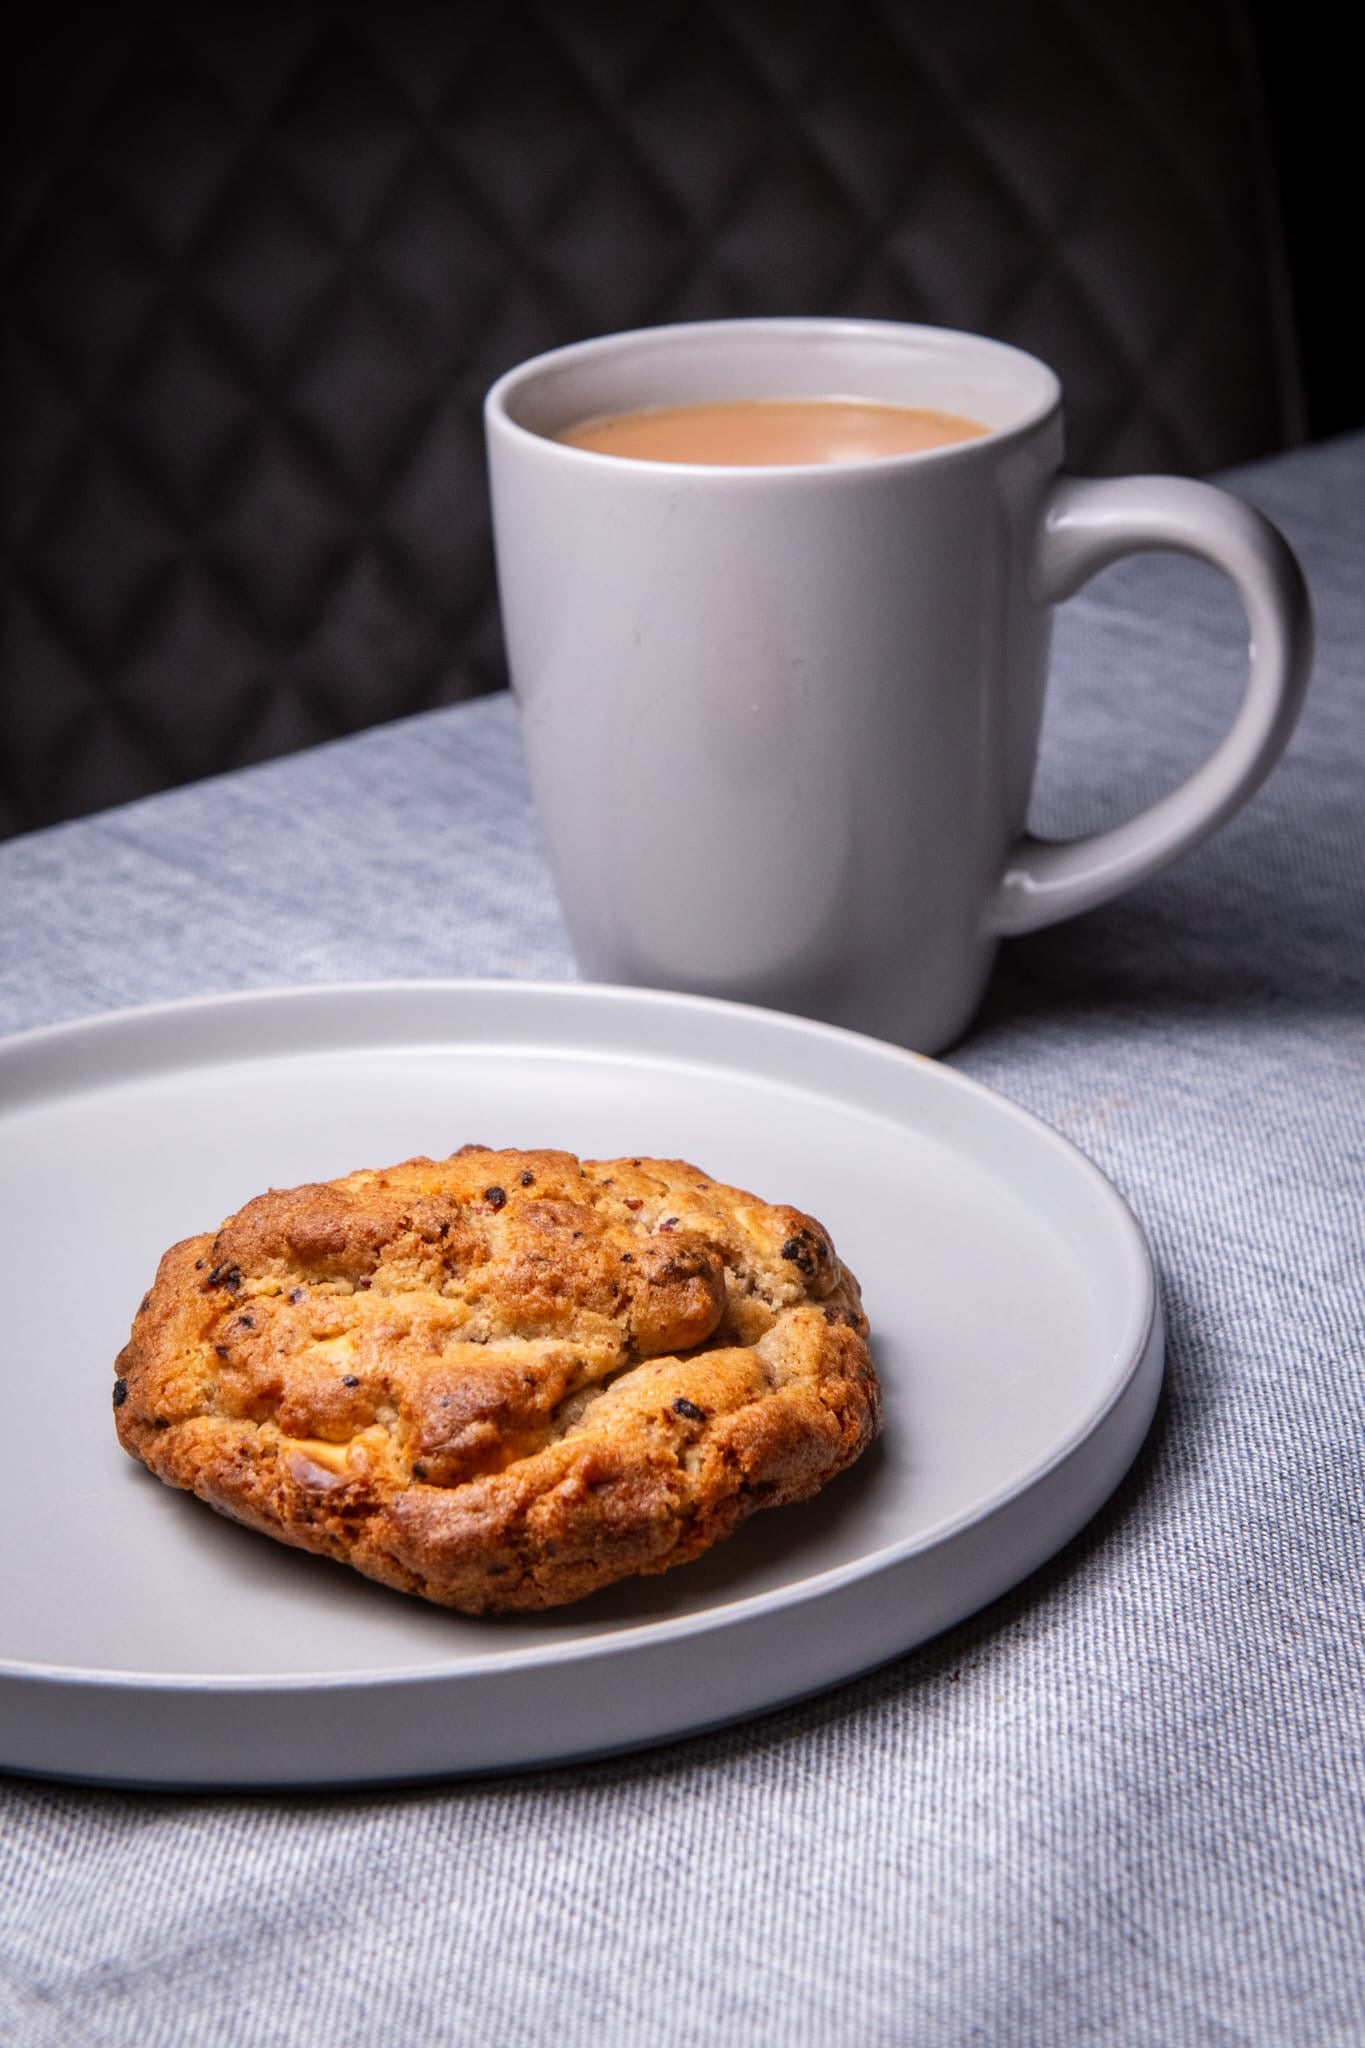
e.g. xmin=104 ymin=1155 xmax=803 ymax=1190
xmin=0 ymin=981 xmax=1161 ymax=1787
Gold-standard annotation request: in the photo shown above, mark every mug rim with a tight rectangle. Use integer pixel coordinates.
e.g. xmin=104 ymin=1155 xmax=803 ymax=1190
xmin=485 ymin=316 xmax=1063 ymax=478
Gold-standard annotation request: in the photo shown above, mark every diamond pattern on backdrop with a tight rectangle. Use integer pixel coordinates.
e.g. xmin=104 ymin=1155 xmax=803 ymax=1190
xmin=1 ymin=0 xmax=1302 ymax=835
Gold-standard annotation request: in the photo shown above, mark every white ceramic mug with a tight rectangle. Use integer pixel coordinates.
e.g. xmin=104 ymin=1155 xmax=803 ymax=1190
xmin=485 ymin=319 xmax=1312 ymax=1050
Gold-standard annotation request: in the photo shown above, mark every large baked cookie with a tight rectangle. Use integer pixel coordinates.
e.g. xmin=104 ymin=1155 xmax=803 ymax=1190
xmin=113 ymin=1148 xmax=880 ymax=1612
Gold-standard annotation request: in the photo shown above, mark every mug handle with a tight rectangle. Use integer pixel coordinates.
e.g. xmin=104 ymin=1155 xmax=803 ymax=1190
xmin=989 ymin=474 xmax=1313 ymax=936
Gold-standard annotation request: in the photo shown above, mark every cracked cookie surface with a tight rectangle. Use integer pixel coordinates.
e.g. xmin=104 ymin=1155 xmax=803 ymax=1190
xmin=113 ymin=1147 xmax=881 ymax=1612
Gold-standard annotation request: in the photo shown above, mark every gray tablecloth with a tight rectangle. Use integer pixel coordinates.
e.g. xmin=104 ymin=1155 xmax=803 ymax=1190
xmin=2 ymin=435 xmax=1362 ymax=2047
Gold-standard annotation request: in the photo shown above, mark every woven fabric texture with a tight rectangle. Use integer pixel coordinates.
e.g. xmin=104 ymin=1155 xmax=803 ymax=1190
xmin=0 ymin=433 xmax=1361 ymax=2045
xmin=1 ymin=0 xmax=1302 ymax=833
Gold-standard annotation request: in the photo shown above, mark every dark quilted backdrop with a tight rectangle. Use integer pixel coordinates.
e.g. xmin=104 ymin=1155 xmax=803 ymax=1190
xmin=1 ymin=0 xmax=1303 ymax=835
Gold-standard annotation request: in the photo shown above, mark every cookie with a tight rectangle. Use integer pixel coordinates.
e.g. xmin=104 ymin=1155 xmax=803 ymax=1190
xmin=113 ymin=1148 xmax=880 ymax=1612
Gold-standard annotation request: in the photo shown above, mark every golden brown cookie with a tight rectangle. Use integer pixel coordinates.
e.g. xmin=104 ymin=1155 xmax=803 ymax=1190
xmin=113 ymin=1148 xmax=880 ymax=1612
